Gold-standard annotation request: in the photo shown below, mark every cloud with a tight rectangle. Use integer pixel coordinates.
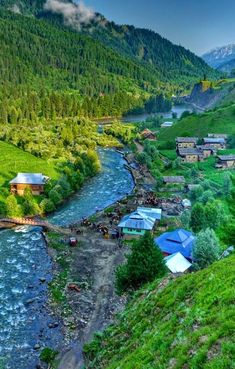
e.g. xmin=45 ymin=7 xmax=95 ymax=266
xmin=44 ymin=0 xmax=97 ymax=30
xmin=11 ymin=4 xmax=21 ymax=14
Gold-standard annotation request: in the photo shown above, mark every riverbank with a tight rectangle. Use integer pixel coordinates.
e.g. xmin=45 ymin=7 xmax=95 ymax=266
xmin=43 ymin=149 xmax=156 ymax=368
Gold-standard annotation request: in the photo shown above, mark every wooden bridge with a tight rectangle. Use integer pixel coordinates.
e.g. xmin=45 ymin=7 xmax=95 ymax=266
xmin=0 ymin=217 xmax=72 ymax=235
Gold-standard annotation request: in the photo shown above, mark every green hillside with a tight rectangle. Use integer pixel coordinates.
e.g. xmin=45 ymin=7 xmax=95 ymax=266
xmin=159 ymin=104 xmax=235 ymax=141
xmin=0 ymin=140 xmax=58 ymax=201
xmin=0 ymin=8 xmax=155 ymax=94
xmin=85 ymin=255 xmax=235 ymax=369
xmin=0 ymin=141 xmax=58 ymax=184
xmin=0 ymin=0 xmax=218 ymax=92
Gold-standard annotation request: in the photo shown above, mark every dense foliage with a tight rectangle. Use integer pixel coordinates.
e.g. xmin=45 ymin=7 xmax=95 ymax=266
xmin=115 ymin=232 xmax=166 ymax=294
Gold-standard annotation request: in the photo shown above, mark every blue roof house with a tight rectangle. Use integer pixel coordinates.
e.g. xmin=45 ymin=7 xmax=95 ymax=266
xmin=118 ymin=207 xmax=162 ymax=239
xmin=155 ymin=229 xmax=195 ymax=261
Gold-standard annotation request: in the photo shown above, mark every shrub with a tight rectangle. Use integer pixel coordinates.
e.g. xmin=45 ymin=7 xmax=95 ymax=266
xmin=193 ymin=228 xmax=221 ymax=269
xmin=40 ymin=348 xmax=58 ymax=364
xmin=40 ymin=199 xmax=55 ymax=213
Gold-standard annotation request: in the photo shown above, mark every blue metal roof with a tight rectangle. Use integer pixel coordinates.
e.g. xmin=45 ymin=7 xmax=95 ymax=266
xmin=155 ymin=229 xmax=195 ymax=260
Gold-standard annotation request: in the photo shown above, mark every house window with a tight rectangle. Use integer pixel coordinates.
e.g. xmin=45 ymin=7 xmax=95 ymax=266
xmin=128 ymin=228 xmax=133 ymax=232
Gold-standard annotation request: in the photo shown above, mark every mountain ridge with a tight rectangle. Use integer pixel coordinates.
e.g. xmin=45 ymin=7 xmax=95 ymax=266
xmin=202 ymin=44 xmax=235 ymax=69
xmin=0 ymin=0 xmax=218 ymax=91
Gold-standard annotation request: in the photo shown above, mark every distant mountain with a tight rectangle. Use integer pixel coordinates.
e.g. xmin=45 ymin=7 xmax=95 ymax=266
xmin=202 ymin=44 xmax=235 ymax=69
xmin=217 ymin=58 xmax=235 ymax=74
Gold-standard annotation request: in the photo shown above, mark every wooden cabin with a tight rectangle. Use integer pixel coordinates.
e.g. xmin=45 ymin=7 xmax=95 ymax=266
xmin=141 ymin=129 xmax=156 ymax=140
xmin=176 ymin=137 xmax=198 ymax=149
xmin=196 ymin=145 xmax=217 ymax=158
xmin=10 ymin=173 xmax=48 ymax=196
xmin=216 ymin=155 xmax=235 ymax=169
xmin=178 ymin=148 xmax=203 ymax=163
xmin=203 ymin=137 xmax=226 ymax=150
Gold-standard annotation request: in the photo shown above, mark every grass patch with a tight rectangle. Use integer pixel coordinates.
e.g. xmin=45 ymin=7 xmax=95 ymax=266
xmin=85 ymin=255 xmax=235 ymax=369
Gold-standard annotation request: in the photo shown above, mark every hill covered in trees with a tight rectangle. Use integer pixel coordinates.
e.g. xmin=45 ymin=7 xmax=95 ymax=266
xmin=85 ymin=254 xmax=235 ymax=369
xmin=0 ymin=0 xmax=218 ymax=96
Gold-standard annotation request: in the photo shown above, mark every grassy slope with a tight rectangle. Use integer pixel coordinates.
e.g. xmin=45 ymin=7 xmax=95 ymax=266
xmin=0 ymin=140 xmax=58 ymax=190
xmin=85 ymin=255 xmax=235 ymax=369
xmin=159 ymin=104 xmax=235 ymax=141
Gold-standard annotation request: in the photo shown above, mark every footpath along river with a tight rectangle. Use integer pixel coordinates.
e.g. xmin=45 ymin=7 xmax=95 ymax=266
xmin=0 ymin=149 xmax=134 ymax=369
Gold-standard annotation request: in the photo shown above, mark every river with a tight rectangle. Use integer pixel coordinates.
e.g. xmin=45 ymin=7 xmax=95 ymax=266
xmin=0 ymin=149 xmax=134 ymax=369
xmin=96 ymin=104 xmax=196 ymax=125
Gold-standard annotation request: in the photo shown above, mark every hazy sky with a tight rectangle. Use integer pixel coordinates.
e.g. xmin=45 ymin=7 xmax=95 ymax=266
xmin=84 ymin=0 xmax=235 ymax=55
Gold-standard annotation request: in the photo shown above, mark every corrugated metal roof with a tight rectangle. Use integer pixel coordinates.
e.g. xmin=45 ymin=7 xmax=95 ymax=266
xmin=163 ymin=176 xmax=185 ymax=184
xmin=118 ymin=207 xmax=162 ymax=231
xmin=155 ymin=229 xmax=195 ymax=260
xmin=10 ymin=173 xmax=47 ymax=185
xmin=203 ymin=138 xmax=225 ymax=144
xmin=176 ymin=137 xmax=198 ymax=143
xmin=218 ymin=155 xmax=235 ymax=161
xmin=164 ymin=252 xmax=192 ymax=273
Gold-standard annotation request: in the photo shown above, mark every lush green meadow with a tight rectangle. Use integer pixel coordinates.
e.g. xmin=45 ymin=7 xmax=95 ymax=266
xmin=158 ymin=104 xmax=235 ymax=142
xmin=0 ymin=140 xmax=58 ymax=195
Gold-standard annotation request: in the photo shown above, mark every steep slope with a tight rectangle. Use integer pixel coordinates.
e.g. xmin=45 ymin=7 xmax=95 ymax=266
xmin=0 ymin=0 xmax=218 ymax=90
xmin=0 ymin=8 xmax=157 ymax=94
xmin=202 ymin=44 xmax=235 ymax=69
xmin=84 ymin=255 xmax=235 ymax=369
xmin=82 ymin=19 xmax=218 ymax=85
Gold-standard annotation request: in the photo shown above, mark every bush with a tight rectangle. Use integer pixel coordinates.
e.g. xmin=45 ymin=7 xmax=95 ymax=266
xmin=49 ymin=188 xmax=62 ymax=206
xmin=193 ymin=228 xmax=221 ymax=269
xmin=40 ymin=198 xmax=55 ymax=213
xmin=6 ymin=195 xmax=22 ymax=217
xmin=40 ymin=347 xmax=58 ymax=364
xmin=115 ymin=232 xmax=167 ymax=294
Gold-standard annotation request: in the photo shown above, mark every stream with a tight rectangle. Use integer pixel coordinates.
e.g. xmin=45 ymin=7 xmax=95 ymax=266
xmin=0 ymin=149 xmax=134 ymax=369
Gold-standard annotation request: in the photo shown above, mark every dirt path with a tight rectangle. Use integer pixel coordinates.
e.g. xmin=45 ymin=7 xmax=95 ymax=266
xmin=57 ymin=232 xmax=127 ymax=369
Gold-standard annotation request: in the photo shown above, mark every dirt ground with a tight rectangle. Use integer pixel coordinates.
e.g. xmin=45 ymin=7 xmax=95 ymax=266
xmin=55 ymin=153 xmax=157 ymax=369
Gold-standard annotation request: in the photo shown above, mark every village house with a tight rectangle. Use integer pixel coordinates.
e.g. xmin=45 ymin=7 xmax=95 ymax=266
xmin=196 ymin=145 xmax=217 ymax=158
xmin=216 ymin=155 xmax=235 ymax=169
xmin=161 ymin=121 xmax=173 ymax=128
xmin=10 ymin=173 xmax=48 ymax=196
xmin=178 ymin=148 xmax=203 ymax=163
xmin=118 ymin=207 xmax=162 ymax=239
xmin=155 ymin=228 xmax=196 ymax=261
xmin=163 ymin=176 xmax=185 ymax=186
xmin=176 ymin=137 xmax=198 ymax=149
xmin=203 ymin=137 xmax=226 ymax=150
xmin=140 ymin=129 xmax=156 ymax=140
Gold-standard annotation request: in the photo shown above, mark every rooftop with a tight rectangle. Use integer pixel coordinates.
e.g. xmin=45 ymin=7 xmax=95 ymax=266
xmin=217 ymin=155 xmax=235 ymax=161
xmin=118 ymin=207 xmax=162 ymax=231
xmin=161 ymin=121 xmax=173 ymax=127
xmin=10 ymin=173 xmax=47 ymax=185
xmin=176 ymin=137 xmax=198 ymax=143
xmin=178 ymin=148 xmax=202 ymax=156
xmin=164 ymin=252 xmax=192 ymax=273
xmin=203 ymin=138 xmax=226 ymax=144
xmin=155 ymin=228 xmax=196 ymax=260
xmin=163 ymin=176 xmax=185 ymax=184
